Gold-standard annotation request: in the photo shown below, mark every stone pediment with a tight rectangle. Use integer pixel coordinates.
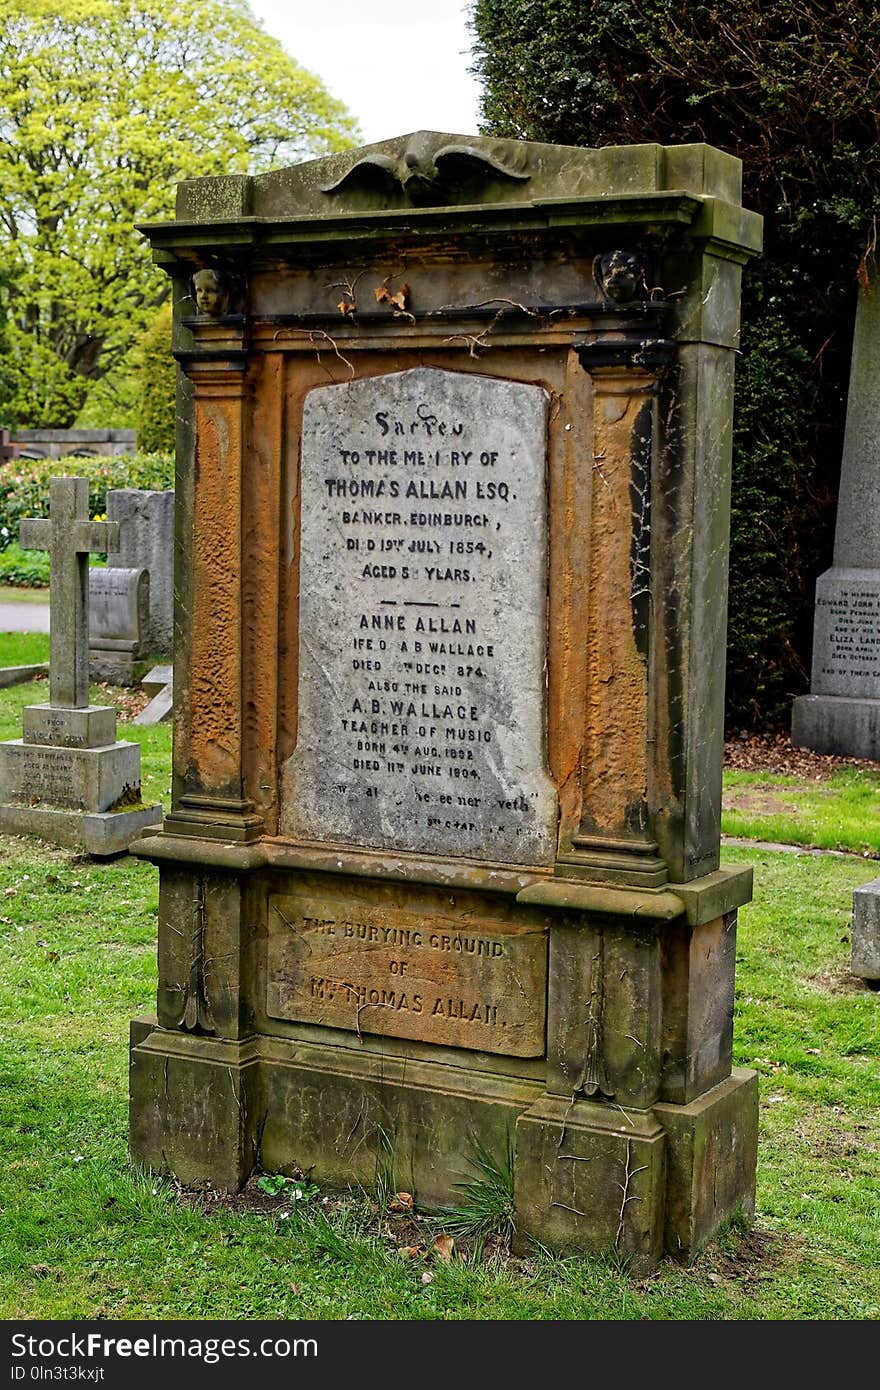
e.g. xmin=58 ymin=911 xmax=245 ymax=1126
xmin=173 ymin=130 xmax=753 ymax=225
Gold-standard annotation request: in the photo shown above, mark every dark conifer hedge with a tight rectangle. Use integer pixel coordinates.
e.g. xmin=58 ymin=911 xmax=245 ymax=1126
xmin=471 ymin=0 xmax=880 ymax=726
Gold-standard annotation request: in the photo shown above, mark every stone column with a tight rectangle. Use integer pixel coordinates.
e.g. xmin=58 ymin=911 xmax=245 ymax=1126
xmin=166 ymin=312 xmax=263 ymax=842
xmin=558 ymin=328 xmax=672 ymax=887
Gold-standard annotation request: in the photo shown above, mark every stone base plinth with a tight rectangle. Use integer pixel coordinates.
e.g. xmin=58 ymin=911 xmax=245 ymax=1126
xmin=0 ymin=801 xmax=162 ymax=854
xmin=0 ymin=738 xmax=141 ymax=812
xmin=792 ymin=693 xmax=880 ymax=759
xmin=852 ymin=877 xmax=880 ymax=983
xmin=129 ymin=1020 xmax=541 ymax=1203
xmin=23 ymin=702 xmax=116 ymax=749
xmin=129 ymin=1016 xmax=758 ymax=1271
xmin=89 ymin=652 xmax=152 ymax=687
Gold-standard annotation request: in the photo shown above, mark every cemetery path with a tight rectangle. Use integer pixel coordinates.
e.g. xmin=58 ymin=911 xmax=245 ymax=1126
xmin=0 ymin=601 xmax=49 ymax=633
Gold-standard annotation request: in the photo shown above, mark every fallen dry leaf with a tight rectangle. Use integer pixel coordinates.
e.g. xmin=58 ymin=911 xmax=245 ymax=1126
xmin=337 ymin=299 xmax=355 ymax=316
xmin=398 ymin=1245 xmax=423 ymax=1260
xmin=420 ymin=1271 xmax=434 ymax=1285
xmin=388 ymin=1191 xmax=413 ymax=1213
xmin=433 ymin=1233 xmax=455 ymax=1263
xmin=290 ymin=1283 xmax=300 ymax=1296
xmin=374 ymin=282 xmax=410 ymax=313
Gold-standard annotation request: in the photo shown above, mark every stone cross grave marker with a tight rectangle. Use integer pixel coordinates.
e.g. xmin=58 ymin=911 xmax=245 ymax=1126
xmin=0 ymin=475 xmax=162 ymax=854
xmin=19 ymin=477 xmax=118 ymax=709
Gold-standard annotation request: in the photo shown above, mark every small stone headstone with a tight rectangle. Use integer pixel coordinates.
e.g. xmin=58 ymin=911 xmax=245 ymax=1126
xmin=88 ymin=566 xmax=150 ymax=685
xmin=105 ymin=489 xmax=174 ymax=657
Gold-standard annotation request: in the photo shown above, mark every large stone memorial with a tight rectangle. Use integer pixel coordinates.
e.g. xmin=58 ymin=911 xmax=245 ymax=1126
xmin=792 ymin=259 xmax=880 ymax=756
xmin=129 ymin=132 xmax=762 ymax=1271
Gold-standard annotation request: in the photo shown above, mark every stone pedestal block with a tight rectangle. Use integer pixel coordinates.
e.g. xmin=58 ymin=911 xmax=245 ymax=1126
xmin=791 ymin=692 xmax=880 ymax=759
xmin=654 ymin=1069 xmax=758 ymax=1258
xmin=851 ymin=877 xmax=880 ymax=983
xmin=513 ymin=1096 xmax=668 ymax=1273
xmin=0 ymin=738 xmax=141 ymax=812
xmin=22 ymin=703 xmax=117 ymax=749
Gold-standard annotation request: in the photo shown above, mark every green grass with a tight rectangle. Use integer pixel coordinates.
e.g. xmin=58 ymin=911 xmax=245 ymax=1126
xmin=0 ymin=632 xmax=49 ymax=667
xmin=0 ymin=672 xmax=878 ymax=1318
xmin=1 ymin=839 xmax=876 ymax=1319
xmin=722 ymin=765 xmax=880 ymax=855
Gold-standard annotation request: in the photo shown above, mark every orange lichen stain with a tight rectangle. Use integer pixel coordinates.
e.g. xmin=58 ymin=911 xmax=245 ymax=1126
xmin=547 ymin=348 xmax=591 ymax=841
xmin=189 ymin=399 xmax=243 ymax=787
xmin=580 ymin=372 xmax=651 ymax=833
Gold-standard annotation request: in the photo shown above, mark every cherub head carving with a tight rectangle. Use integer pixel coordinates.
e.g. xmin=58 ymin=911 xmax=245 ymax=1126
xmin=594 ymin=251 xmax=647 ymax=304
xmin=192 ymin=267 xmax=229 ymax=317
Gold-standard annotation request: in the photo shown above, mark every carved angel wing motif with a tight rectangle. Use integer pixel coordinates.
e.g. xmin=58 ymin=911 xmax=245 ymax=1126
xmin=320 ymin=143 xmax=531 ymax=204
xmin=432 ymin=144 xmax=531 ymax=183
xmin=320 ymin=155 xmax=401 ymax=196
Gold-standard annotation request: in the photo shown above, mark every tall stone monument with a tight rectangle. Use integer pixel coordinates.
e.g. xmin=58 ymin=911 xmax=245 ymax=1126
xmin=792 ymin=261 xmax=880 ymax=756
xmin=129 ymin=133 xmax=762 ymax=1271
xmin=0 ymin=477 xmax=162 ymax=854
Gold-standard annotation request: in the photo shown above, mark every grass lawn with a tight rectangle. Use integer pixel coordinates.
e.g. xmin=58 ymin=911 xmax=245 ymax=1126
xmin=0 ymin=632 xmax=49 ymax=667
xmin=0 ymin=665 xmax=877 ymax=1319
xmin=722 ymin=766 xmax=880 ymax=856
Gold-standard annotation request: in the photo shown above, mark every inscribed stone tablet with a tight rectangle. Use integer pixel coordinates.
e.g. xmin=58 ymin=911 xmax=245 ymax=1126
xmin=281 ymin=368 xmax=557 ymax=865
xmin=266 ymin=891 xmax=547 ymax=1055
xmin=811 ymin=569 xmax=880 ymax=698
xmin=88 ymin=567 xmax=148 ymax=646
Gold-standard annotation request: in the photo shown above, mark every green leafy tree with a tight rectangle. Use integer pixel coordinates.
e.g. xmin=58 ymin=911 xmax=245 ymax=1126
xmin=135 ymin=305 xmax=176 ymax=454
xmin=471 ymin=0 xmax=879 ymax=725
xmin=0 ymin=0 xmax=359 ymax=428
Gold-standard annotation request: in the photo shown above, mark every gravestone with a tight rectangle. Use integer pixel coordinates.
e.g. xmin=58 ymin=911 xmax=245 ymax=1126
xmin=792 ymin=260 xmax=880 ymax=756
xmin=0 ymin=477 xmax=161 ymax=854
xmin=851 ymin=878 xmax=880 ymax=985
xmin=104 ymin=489 xmax=175 ymax=658
xmin=132 ymin=664 xmax=173 ymax=726
xmin=88 ymin=566 xmax=150 ymax=684
xmin=128 ymin=131 xmax=762 ymax=1272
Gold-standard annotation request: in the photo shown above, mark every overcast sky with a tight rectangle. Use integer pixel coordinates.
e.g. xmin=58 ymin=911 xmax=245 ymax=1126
xmin=247 ymin=0 xmax=483 ymax=145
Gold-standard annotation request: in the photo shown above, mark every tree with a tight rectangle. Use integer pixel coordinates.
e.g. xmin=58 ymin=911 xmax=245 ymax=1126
xmin=0 ymin=0 xmax=359 ymax=428
xmin=471 ymin=0 xmax=880 ymax=726
xmin=135 ymin=305 xmax=175 ymax=453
